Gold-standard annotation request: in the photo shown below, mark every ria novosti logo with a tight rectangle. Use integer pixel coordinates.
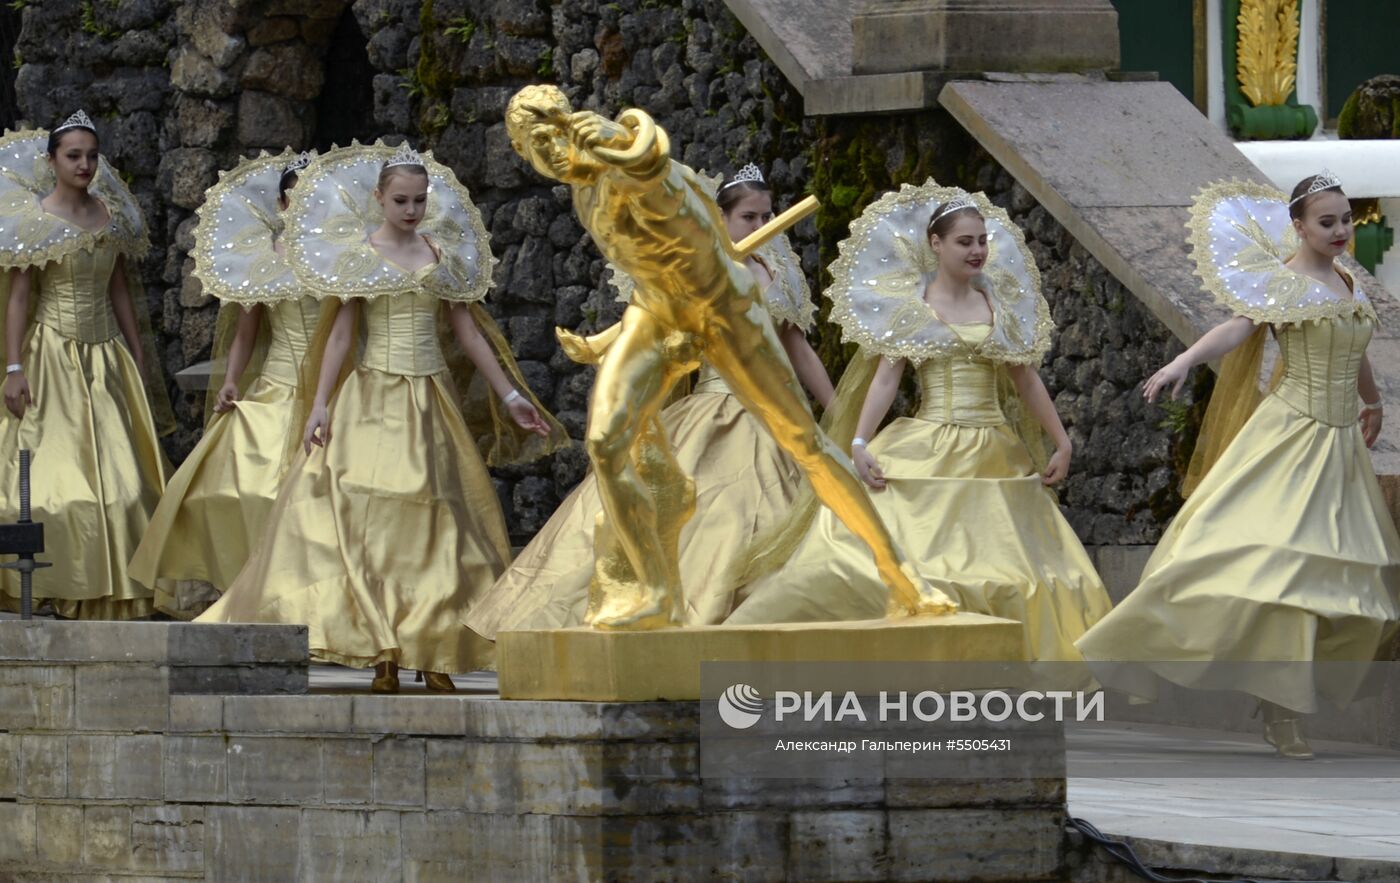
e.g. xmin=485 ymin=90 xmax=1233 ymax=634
xmin=717 ymin=683 xmax=764 ymax=729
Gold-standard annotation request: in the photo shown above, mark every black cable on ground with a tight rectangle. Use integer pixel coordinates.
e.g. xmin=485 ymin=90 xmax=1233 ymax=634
xmin=1067 ymin=818 xmax=1347 ymax=883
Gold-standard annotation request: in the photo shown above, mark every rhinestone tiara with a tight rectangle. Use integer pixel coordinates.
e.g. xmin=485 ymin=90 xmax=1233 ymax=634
xmin=53 ymin=109 xmax=95 ymax=134
xmin=719 ymin=163 xmax=765 ymax=192
xmin=928 ymin=193 xmax=979 ymax=225
xmin=283 ymin=150 xmax=313 ymax=175
xmin=1288 ymin=169 xmax=1343 ymax=206
xmin=385 ymin=142 xmax=424 ymax=169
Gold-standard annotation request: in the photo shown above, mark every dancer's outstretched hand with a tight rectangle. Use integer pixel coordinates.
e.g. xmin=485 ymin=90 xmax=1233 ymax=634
xmin=854 ymin=446 xmax=885 ymax=490
xmin=303 ymin=404 xmax=331 ymax=454
xmin=1143 ymin=358 xmax=1189 ymax=403
xmin=507 ymin=396 xmax=551 ymax=437
xmin=1043 ymin=444 xmax=1072 ymax=485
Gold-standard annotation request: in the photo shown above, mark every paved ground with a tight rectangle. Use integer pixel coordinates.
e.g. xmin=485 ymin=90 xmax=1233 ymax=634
xmin=1066 ymin=721 xmax=1400 ymax=865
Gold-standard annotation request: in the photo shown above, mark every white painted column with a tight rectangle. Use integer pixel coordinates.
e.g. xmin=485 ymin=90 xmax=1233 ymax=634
xmin=1206 ymin=0 xmax=1225 ymax=130
xmin=1295 ymin=0 xmax=1323 ymax=131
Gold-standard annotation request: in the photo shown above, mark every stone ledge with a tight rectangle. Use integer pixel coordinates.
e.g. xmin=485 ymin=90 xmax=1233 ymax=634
xmin=0 ymin=621 xmax=308 ymax=666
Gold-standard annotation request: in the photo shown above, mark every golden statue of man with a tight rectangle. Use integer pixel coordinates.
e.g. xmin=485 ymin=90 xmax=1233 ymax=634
xmin=506 ymin=85 xmax=954 ymax=629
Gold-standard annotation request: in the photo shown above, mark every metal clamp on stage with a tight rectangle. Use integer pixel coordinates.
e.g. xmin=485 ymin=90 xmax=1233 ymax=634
xmin=0 ymin=449 xmax=50 ymax=619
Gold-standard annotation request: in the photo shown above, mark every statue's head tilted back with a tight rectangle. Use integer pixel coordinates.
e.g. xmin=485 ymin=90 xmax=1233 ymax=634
xmin=507 ymin=85 xmax=576 ymax=182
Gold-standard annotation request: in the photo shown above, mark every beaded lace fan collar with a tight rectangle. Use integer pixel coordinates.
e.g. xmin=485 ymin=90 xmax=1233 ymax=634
xmin=607 ymin=168 xmax=816 ymax=330
xmin=192 ymin=149 xmax=308 ymax=306
xmin=283 ymin=141 xmax=495 ymax=301
xmin=0 ymin=128 xmax=148 ymax=271
xmin=1187 ymin=179 xmax=1374 ymax=324
xmin=827 ymin=180 xmax=1050 ymax=365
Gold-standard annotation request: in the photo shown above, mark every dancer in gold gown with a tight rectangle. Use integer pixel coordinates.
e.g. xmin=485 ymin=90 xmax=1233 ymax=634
xmin=198 ymin=143 xmax=568 ymax=693
xmin=130 ymin=150 xmax=320 ymax=616
xmin=466 ymin=165 xmax=834 ymax=636
xmin=0 ymin=111 xmax=174 ymax=619
xmin=728 ymin=182 xmax=1112 ymax=663
xmin=1076 ymin=174 xmax=1400 ymax=758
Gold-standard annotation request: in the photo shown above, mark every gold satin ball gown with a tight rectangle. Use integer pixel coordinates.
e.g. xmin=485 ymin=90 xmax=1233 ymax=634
xmin=197 ymin=290 xmax=509 ymax=675
xmin=129 ymin=296 xmax=320 ymax=607
xmin=1077 ymin=309 xmax=1400 ymax=710
xmin=729 ymin=323 xmax=1113 ymax=663
xmin=0 ymin=239 xmax=169 ymax=619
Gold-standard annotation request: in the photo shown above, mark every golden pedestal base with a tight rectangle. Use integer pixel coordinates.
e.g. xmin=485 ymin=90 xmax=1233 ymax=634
xmin=496 ymin=613 xmax=1023 ymax=701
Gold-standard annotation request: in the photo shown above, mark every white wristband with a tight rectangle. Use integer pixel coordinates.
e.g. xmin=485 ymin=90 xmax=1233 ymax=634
xmin=503 ymin=389 xmax=522 ymax=405
xmin=5 ymin=363 xmax=21 ymax=375
xmin=852 ymin=437 xmax=867 ymax=448
xmin=1361 ymin=399 xmax=1383 ymax=413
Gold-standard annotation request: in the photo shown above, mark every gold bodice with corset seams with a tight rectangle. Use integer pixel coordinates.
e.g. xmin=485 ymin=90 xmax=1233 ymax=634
xmin=261 ymin=295 xmax=320 ymax=386
xmin=1271 ymin=311 xmax=1374 ymax=427
xmin=33 ymin=239 xmax=120 ymax=343
xmin=359 ymin=290 xmax=446 ymax=376
xmin=912 ymin=323 xmax=1004 ymax=426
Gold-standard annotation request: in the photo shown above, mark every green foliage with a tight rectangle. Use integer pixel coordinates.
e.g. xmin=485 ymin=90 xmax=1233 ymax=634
xmin=11 ymin=49 xmax=21 ymax=70
xmin=8 ymin=0 xmax=30 ymax=10
xmin=537 ymin=47 xmax=553 ymax=78
xmin=1155 ymin=398 xmax=1192 ymax=434
xmin=443 ymin=16 xmax=477 ymax=45
xmin=79 ymin=0 xmax=120 ymax=39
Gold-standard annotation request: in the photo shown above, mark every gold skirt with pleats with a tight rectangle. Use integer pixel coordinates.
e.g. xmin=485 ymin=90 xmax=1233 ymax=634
xmin=0 ymin=324 xmax=167 ymax=619
xmin=465 ymin=381 xmax=805 ymax=637
xmin=728 ymin=417 xmax=1113 ymax=662
xmin=196 ymin=366 xmax=510 ymax=674
xmin=1076 ymin=394 xmax=1400 ymax=711
xmin=129 ymin=374 xmax=300 ymax=614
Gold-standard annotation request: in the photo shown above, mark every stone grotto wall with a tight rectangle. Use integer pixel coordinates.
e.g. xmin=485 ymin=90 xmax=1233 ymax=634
xmin=8 ymin=0 xmax=1202 ymax=545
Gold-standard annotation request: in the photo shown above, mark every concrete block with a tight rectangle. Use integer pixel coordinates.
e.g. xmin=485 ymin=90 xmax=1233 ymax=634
xmin=131 ymin=805 xmax=205 ymax=875
xmin=399 ymin=811 xmax=562 ymax=881
xmin=0 ymin=802 xmax=37 ymax=864
xmin=36 ymin=803 xmax=83 ymax=866
xmin=322 ymin=738 xmax=373 ymax=805
xmin=20 ymin=733 xmax=66 ymax=797
xmin=83 ymin=804 xmax=133 ymax=871
xmin=0 ymin=620 xmax=173 ymax=662
xmin=168 ymin=662 xmax=308 ymax=694
xmin=168 ymin=693 xmax=223 ymax=732
xmin=69 ymin=734 xmax=163 ymax=801
xmin=164 ymin=736 xmax=227 ymax=802
xmin=888 ymin=808 xmax=1065 ymax=881
xmin=66 ymin=734 xmax=116 ymax=799
xmin=426 ymin=739 xmax=701 ymax=815
xmin=789 ymin=810 xmax=888 ymax=882
xmin=886 ymin=776 xmax=1067 ymax=809
xmin=352 ymin=696 xmax=466 ymax=736
xmin=299 ymin=809 xmax=403 ymax=880
xmin=459 ymin=697 xmax=699 ymax=742
xmin=114 ymin=734 xmax=164 ymax=800
xmin=588 ymin=812 xmax=788 ymax=882
xmin=373 ymin=737 xmax=426 ymax=807
xmin=0 ymin=664 xmax=75 ymax=730
xmin=74 ymin=663 xmax=169 ymax=731
xmin=224 ymin=695 xmax=352 ymax=733
xmin=227 ymin=736 xmax=322 ymax=804
xmin=702 ymin=774 xmax=884 ymax=811
xmin=167 ymin=622 xmax=308 ymax=665
xmin=207 ymin=805 xmax=302 ymax=880
xmin=0 ymin=733 xmax=16 ymax=797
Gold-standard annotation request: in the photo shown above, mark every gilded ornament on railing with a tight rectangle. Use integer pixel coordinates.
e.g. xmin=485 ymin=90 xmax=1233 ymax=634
xmin=1236 ymin=0 xmax=1300 ymax=106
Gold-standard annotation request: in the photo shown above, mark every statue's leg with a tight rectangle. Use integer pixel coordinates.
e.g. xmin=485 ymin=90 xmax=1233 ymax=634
xmin=705 ymin=298 xmax=956 ymax=616
xmin=584 ymin=309 xmax=689 ymax=629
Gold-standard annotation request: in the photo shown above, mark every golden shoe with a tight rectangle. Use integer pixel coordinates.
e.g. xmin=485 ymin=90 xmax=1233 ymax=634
xmin=422 ymin=672 xmax=456 ymax=693
xmin=1260 ymin=700 xmax=1314 ymax=760
xmin=370 ymin=661 xmax=399 ymax=694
